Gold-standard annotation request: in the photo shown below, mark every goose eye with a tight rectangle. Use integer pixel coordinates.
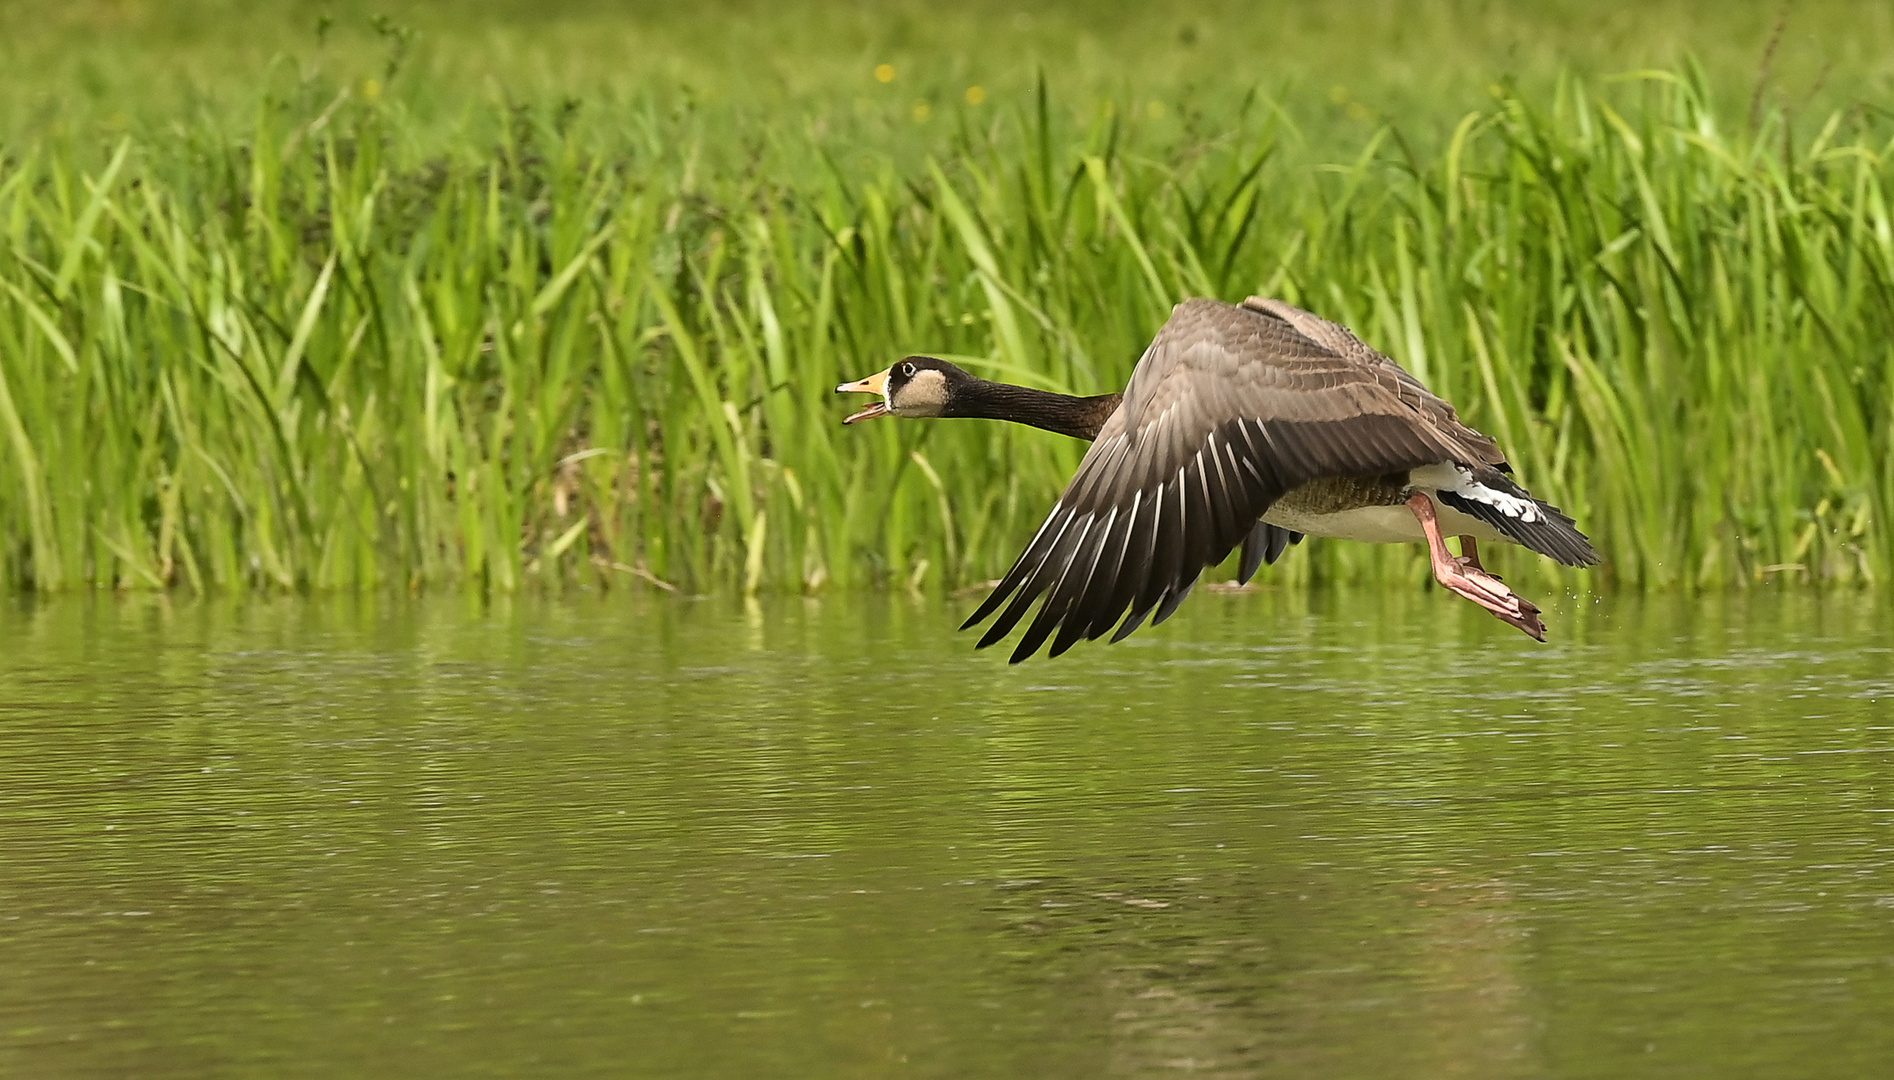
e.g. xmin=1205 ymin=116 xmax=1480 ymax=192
xmin=901 ymin=362 xmax=916 ymax=377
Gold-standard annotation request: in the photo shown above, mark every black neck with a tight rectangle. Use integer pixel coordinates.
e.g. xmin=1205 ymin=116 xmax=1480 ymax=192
xmin=946 ymin=379 xmax=1120 ymax=441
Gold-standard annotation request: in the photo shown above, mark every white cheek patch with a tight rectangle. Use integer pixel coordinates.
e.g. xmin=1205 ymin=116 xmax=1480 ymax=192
xmin=894 ymin=369 xmax=950 ymax=416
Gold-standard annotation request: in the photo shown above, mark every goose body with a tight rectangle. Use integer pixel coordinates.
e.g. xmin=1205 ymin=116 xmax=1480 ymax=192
xmin=839 ymin=296 xmax=1597 ymax=660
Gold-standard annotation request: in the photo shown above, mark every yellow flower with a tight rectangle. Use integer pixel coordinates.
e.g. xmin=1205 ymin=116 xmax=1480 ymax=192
xmin=965 ymin=86 xmax=986 ymax=105
xmin=912 ymin=102 xmax=932 ymax=122
xmin=875 ymin=64 xmax=895 ymax=84
xmin=1146 ymin=101 xmax=1165 ymax=120
xmin=363 ymin=78 xmax=383 ymax=103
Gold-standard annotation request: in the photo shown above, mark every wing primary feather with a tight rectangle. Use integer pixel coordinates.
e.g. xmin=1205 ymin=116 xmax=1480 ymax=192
xmin=1092 ymin=485 xmax=1159 ymax=642
xmin=1221 ymin=436 xmax=1266 ymax=504
xmin=1216 ymin=436 xmax=1273 ymax=586
xmin=1125 ymin=475 xmax=1181 ymax=622
xmin=1058 ymin=433 xmax=1144 ymax=636
xmin=1263 ymin=420 xmax=1316 ymax=477
xmin=1233 ymin=416 xmax=1267 ymax=460
xmin=961 ymin=501 xmax=1071 ymax=631
xmin=1038 ymin=507 xmax=1122 ymax=660
xmin=1032 ymin=434 xmax=1141 ymax=654
xmin=1202 ymin=433 xmax=1243 ymax=548
xmin=1267 ymin=527 xmax=1301 ymax=564
xmin=1199 ymin=439 xmax=1257 ymax=579
xmin=1055 ymin=502 xmax=1136 ymax=653
xmin=978 ymin=512 xmax=1091 ymax=650
xmin=1110 ymin=598 xmax=1156 ymax=643
xmin=1152 ymin=577 xmax=1197 ymax=625
xmin=1150 ymin=470 xmax=1192 ymax=611
xmin=1042 ymin=435 xmax=1117 ymax=521
xmin=1114 ymin=478 xmax=1188 ymax=643
xmin=1177 ymin=455 xmax=1216 ymax=591
xmin=1007 ymin=510 xmax=1106 ymax=662
xmin=1238 ymin=522 xmax=1303 ymax=580
xmin=973 ymin=508 xmax=1085 ymax=647
xmin=1236 ymin=419 xmax=1289 ymax=494
xmin=1237 ymin=523 xmax=1266 ymax=585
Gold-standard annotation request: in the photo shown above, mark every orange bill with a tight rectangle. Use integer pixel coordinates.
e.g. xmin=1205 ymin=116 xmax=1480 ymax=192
xmin=836 ymin=368 xmax=892 ymax=423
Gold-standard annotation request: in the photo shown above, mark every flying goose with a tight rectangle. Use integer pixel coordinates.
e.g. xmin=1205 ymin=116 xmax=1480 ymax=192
xmin=838 ymin=296 xmax=1597 ymax=661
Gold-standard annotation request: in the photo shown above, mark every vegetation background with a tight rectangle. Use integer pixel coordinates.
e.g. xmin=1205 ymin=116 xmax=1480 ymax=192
xmin=1 ymin=0 xmax=1891 ymax=597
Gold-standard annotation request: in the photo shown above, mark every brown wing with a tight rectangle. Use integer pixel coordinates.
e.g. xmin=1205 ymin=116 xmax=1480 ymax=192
xmin=963 ymin=297 xmax=1490 ymax=662
xmin=1241 ymin=297 xmax=1508 ymax=469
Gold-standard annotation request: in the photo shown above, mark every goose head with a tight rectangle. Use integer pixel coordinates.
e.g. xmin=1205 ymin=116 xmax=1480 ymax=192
xmin=836 ymin=357 xmax=974 ymax=423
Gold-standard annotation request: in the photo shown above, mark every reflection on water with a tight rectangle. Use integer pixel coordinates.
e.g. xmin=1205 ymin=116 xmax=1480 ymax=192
xmin=1 ymin=588 xmax=1890 ymax=1078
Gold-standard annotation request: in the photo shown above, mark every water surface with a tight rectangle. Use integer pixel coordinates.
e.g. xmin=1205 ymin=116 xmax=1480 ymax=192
xmin=2 ymin=587 xmax=1890 ymax=1078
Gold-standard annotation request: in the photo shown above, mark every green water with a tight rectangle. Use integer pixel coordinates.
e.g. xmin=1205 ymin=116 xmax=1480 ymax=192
xmin=1 ymin=588 xmax=1890 ymax=1078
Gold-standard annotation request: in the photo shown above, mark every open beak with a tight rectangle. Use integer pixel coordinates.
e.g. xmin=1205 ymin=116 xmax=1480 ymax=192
xmin=836 ymin=368 xmax=892 ymax=424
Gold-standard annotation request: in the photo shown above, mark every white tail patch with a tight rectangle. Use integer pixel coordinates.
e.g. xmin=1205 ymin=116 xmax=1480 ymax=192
xmin=1411 ymin=463 xmax=1542 ymax=522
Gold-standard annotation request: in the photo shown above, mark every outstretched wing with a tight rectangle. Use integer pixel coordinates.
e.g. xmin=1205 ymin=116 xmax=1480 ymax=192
xmin=963 ymin=298 xmax=1487 ymax=662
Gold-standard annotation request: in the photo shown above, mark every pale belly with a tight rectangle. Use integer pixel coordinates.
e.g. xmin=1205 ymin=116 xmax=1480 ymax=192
xmin=1261 ymin=496 xmax=1508 ymax=545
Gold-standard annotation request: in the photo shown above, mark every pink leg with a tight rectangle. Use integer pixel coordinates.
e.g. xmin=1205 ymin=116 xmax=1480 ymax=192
xmin=1454 ymin=530 xmax=1484 ymax=568
xmin=1408 ymin=494 xmax=1546 ymax=641
xmin=1457 ymin=535 xmax=1485 ymax=573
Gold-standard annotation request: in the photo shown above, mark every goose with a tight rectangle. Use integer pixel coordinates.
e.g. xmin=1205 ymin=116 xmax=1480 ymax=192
xmin=837 ymin=296 xmax=1597 ymax=661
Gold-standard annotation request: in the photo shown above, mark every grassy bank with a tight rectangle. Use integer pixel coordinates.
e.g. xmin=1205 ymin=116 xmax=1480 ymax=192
xmin=2 ymin=21 xmax=1892 ymax=595
xmin=6 ymin=1 xmax=1886 ymax=159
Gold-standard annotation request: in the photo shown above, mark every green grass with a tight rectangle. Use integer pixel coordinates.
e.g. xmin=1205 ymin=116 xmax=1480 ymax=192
xmin=7 ymin=1 xmax=1889 ymax=159
xmin=2 ymin=4 xmax=1893 ymax=596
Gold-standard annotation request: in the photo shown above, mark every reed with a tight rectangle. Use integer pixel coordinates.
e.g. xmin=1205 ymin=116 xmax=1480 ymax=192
xmin=1 ymin=66 xmax=1889 ymax=596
